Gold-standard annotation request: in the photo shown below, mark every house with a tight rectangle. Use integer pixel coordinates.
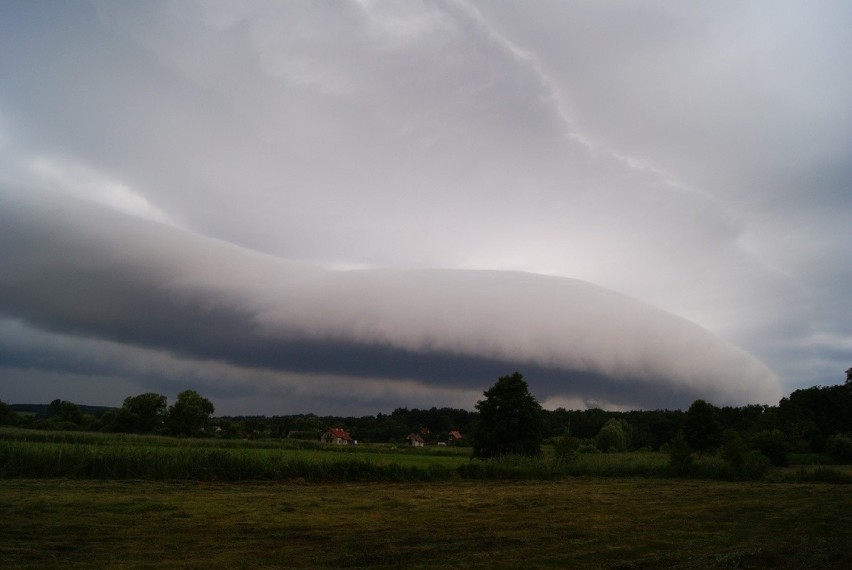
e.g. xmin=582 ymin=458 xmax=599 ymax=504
xmin=320 ymin=427 xmax=353 ymax=445
xmin=448 ymin=430 xmax=463 ymax=442
xmin=406 ymin=433 xmax=425 ymax=447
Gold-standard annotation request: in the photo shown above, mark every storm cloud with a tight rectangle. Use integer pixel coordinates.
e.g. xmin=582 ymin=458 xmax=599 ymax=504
xmin=1 ymin=1 xmax=849 ymax=413
xmin=1 ymin=188 xmax=778 ymax=411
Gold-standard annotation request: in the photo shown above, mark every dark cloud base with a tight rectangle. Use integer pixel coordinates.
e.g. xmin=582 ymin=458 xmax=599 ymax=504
xmin=0 ymin=317 xmax=707 ymax=411
xmin=0 ymin=187 xmax=779 ymax=410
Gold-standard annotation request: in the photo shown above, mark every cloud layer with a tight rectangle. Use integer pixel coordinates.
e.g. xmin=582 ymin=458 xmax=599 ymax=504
xmin=1 ymin=1 xmax=849 ymax=413
xmin=1 ymin=188 xmax=779 ymax=411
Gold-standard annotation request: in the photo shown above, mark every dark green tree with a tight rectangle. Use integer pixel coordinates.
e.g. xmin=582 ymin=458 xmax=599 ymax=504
xmin=750 ymin=429 xmax=788 ymax=466
xmin=826 ymin=433 xmax=852 ymax=463
xmin=684 ymin=399 xmax=722 ymax=453
xmin=667 ymin=430 xmax=694 ymax=476
xmin=0 ymin=399 xmax=18 ymax=425
xmin=720 ymin=430 xmax=771 ymax=479
xmin=166 ymin=390 xmax=215 ymax=436
xmin=553 ymin=427 xmax=580 ymax=464
xmin=472 ymin=372 xmax=544 ymax=458
xmin=596 ymin=418 xmax=631 ymax=452
xmin=720 ymin=430 xmax=749 ymax=473
xmin=47 ymin=399 xmax=83 ymax=425
xmin=778 ymin=377 xmax=852 ymax=451
xmin=115 ymin=393 xmax=168 ymax=434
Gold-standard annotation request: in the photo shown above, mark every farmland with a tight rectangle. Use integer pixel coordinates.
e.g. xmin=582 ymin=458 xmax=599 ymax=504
xmin=2 ymin=428 xmax=852 ymax=568
xmin=2 ymin=478 xmax=851 ymax=568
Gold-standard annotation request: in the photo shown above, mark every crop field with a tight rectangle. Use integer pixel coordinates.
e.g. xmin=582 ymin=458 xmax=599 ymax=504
xmin=3 ymin=428 xmax=851 ymax=483
xmin=0 ymin=428 xmax=676 ymax=481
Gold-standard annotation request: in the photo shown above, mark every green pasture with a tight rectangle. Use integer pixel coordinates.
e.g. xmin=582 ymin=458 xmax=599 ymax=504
xmin=2 ymin=428 xmax=852 ymax=568
xmin=2 ymin=478 xmax=851 ymax=569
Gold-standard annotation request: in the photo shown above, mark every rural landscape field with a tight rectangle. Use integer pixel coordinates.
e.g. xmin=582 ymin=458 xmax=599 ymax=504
xmin=4 ymin=2 xmax=852 ymax=568
xmin=2 ymin=420 xmax=851 ymax=569
xmin=3 ymin=476 xmax=851 ymax=569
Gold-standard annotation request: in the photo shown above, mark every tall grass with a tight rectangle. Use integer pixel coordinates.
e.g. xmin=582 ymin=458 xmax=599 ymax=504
xmin=1 ymin=437 xmax=672 ymax=482
xmin=0 ymin=441 xmax=447 ymax=481
xmin=3 ymin=428 xmax=849 ymax=483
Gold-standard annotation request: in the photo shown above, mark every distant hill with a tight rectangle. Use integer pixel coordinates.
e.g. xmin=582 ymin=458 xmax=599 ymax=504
xmin=10 ymin=403 xmax=119 ymax=418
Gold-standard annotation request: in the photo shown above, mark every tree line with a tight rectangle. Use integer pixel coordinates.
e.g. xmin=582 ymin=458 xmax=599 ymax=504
xmin=1 ymin=368 xmax=850 ymax=463
xmin=1 ymin=390 xmax=214 ymax=437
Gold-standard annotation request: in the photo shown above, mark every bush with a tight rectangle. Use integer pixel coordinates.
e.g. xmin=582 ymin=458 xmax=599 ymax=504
xmin=720 ymin=431 xmax=749 ymax=472
xmin=738 ymin=451 xmax=772 ymax=480
xmin=0 ymin=401 xmax=18 ymax=426
xmin=826 ymin=433 xmax=852 ymax=463
xmin=667 ymin=431 xmax=693 ymax=476
xmin=750 ymin=429 xmax=789 ymax=466
xmin=553 ymin=435 xmax=580 ymax=464
xmin=720 ymin=431 xmax=772 ymax=480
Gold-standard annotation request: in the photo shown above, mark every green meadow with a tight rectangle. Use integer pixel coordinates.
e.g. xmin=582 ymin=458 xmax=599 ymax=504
xmin=2 ymin=478 xmax=851 ymax=569
xmin=2 ymin=428 xmax=851 ymax=568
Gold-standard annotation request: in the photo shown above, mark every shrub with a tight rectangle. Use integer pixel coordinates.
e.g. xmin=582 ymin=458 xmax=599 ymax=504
xmin=553 ymin=435 xmax=580 ymax=464
xmin=738 ymin=451 xmax=772 ymax=480
xmin=0 ymin=400 xmax=18 ymax=426
xmin=750 ymin=429 xmax=789 ymax=466
xmin=826 ymin=433 xmax=852 ymax=463
xmin=720 ymin=431 xmax=749 ymax=472
xmin=720 ymin=431 xmax=772 ymax=480
xmin=667 ymin=431 xmax=693 ymax=476
xmin=578 ymin=441 xmax=600 ymax=454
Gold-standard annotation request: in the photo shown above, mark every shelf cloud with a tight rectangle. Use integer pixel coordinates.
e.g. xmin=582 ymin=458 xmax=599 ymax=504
xmin=1 ymin=188 xmax=779 ymax=412
xmin=1 ymin=1 xmax=849 ymax=413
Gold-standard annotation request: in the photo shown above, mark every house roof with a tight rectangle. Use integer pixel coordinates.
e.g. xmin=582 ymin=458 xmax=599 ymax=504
xmin=406 ymin=433 xmax=425 ymax=443
xmin=325 ymin=427 xmax=352 ymax=441
xmin=448 ymin=430 xmax=463 ymax=439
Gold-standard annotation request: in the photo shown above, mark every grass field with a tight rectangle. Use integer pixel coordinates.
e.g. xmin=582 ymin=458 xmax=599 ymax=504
xmin=3 ymin=427 xmax=851 ymax=483
xmin=2 ymin=478 xmax=851 ymax=569
xmin=2 ymin=428 xmax=851 ymax=568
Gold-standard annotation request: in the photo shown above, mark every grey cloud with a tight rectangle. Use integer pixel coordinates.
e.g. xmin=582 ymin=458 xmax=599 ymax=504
xmin=0 ymin=2 xmax=849 ymax=409
xmin=0 ymin=188 xmax=780 ymax=409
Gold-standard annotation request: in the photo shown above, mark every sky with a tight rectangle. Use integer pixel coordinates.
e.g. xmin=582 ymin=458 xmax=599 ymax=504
xmin=1 ymin=0 xmax=850 ymax=416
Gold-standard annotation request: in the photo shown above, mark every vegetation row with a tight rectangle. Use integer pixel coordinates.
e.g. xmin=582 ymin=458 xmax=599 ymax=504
xmin=2 ymin=369 xmax=852 ymax=483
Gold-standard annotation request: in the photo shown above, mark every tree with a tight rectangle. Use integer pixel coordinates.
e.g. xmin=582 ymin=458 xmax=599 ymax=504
xmin=0 ymin=399 xmax=18 ymax=426
xmin=720 ymin=430 xmax=771 ymax=479
xmin=826 ymin=433 xmax=852 ymax=463
xmin=596 ymin=418 xmax=631 ymax=452
xmin=750 ymin=429 xmax=788 ymax=466
xmin=553 ymin=428 xmax=580 ymax=463
xmin=47 ymin=399 xmax=83 ymax=425
xmin=684 ymin=399 xmax=722 ymax=454
xmin=166 ymin=390 xmax=215 ymax=436
xmin=115 ymin=393 xmax=168 ymax=434
xmin=667 ymin=430 xmax=693 ymax=476
xmin=472 ymin=372 xmax=544 ymax=458
xmin=778 ymin=380 xmax=852 ymax=451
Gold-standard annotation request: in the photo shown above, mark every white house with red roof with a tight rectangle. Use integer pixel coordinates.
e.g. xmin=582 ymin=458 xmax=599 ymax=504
xmin=406 ymin=433 xmax=425 ymax=447
xmin=320 ymin=427 xmax=353 ymax=445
